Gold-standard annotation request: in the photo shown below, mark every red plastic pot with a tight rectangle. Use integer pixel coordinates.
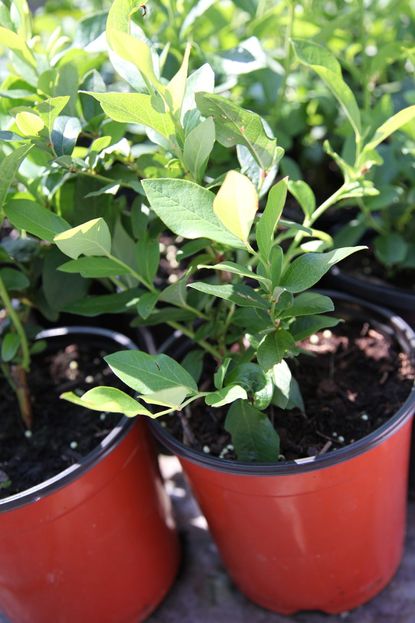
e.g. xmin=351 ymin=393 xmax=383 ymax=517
xmin=0 ymin=327 xmax=180 ymax=623
xmin=151 ymin=294 xmax=415 ymax=615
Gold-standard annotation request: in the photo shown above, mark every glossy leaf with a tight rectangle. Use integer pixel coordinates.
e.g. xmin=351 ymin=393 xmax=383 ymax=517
xmin=58 ymin=257 xmax=129 ymax=278
xmin=205 ymin=385 xmax=247 ymax=407
xmin=188 ymin=282 xmax=269 ymax=309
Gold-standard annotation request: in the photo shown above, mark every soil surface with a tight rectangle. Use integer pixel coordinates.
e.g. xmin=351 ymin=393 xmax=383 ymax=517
xmin=0 ymin=337 xmax=122 ymax=499
xmin=164 ymin=321 xmax=414 ymax=461
xmin=339 ymin=251 xmax=415 ymax=292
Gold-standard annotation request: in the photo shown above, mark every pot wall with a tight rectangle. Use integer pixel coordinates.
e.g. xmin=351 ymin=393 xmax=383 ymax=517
xmin=0 ymin=327 xmax=180 ymax=623
xmin=0 ymin=418 xmax=179 ymax=623
xmin=179 ymin=417 xmax=412 ymax=615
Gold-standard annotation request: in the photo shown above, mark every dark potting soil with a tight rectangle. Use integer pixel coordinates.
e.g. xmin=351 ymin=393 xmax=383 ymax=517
xmin=339 ymin=251 xmax=415 ymax=292
xmin=163 ymin=321 xmax=414 ymax=461
xmin=0 ymin=339 xmax=123 ymax=499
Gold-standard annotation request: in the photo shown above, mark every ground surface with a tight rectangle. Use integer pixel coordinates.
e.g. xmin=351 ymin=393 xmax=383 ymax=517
xmin=148 ymin=455 xmax=415 ymax=623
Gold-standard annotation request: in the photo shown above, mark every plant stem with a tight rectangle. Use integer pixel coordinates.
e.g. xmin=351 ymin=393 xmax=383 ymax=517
xmin=274 ymin=1 xmax=295 ymax=122
xmin=0 ymin=277 xmax=32 ymax=427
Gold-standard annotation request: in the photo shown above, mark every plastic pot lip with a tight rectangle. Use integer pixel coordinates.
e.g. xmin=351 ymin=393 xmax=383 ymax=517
xmin=0 ymin=325 xmax=143 ymax=513
xmin=331 ymin=265 xmax=415 ymax=311
xmin=149 ymin=290 xmax=415 ymax=477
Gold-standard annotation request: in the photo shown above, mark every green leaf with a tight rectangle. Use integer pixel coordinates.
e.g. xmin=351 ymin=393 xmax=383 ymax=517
xmin=0 ymin=145 xmax=33 ymax=210
xmin=131 ymin=306 xmax=196 ymax=326
xmin=183 ymin=116 xmax=215 ymax=182
xmin=64 ymin=288 xmax=141 ymax=316
xmin=281 ymin=246 xmax=366 ymax=293
xmin=137 ymin=291 xmax=159 ymax=320
xmin=84 ymin=92 xmax=174 ymax=139
xmin=205 ymin=385 xmax=247 ymax=407
xmin=142 ymin=178 xmax=244 ymax=248
xmin=256 ymin=178 xmax=288 ymax=261
xmin=51 ymin=116 xmax=82 ymax=156
xmin=225 ymin=400 xmax=279 ymax=462
xmin=37 ymin=97 xmax=70 ymax=130
xmin=197 ymin=261 xmax=270 ymax=285
xmin=15 ymin=111 xmax=44 ymax=136
xmin=374 ymin=233 xmax=408 ymax=267
xmin=364 ymin=105 xmax=415 ymax=152
xmin=271 ymin=359 xmax=292 ymax=407
xmin=104 ymin=351 xmax=198 ymax=398
xmin=196 ymin=92 xmax=278 ymax=171
xmin=136 ymin=236 xmax=160 ymax=283
xmin=257 ymin=330 xmax=295 ymax=370
xmin=0 ymin=26 xmax=36 ymax=66
xmin=287 ymin=180 xmax=316 ymax=219
xmin=54 ymin=218 xmax=111 ymax=259
xmin=159 ymin=278 xmax=188 ymax=307
xmin=188 ymin=282 xmax=269 ymax=309
xmin=5 ymin=198 xmax=70 ymax=241
xmin=42 ymin=248 xmax=89 ymax=313
xmin=291 ymin=315 xmax=341 ymax=341
xmin=58 ymin=257 xmax=130 ymax=278
xmin=1 ymin=333 xmax=20 ymax=362
xmin=61 ymin=387 xmax=150 ymax=417
xmin=292 ymin=39 xmax=361 ymax=139
xmin=279 ymin=292 xmax=335 ymax=319
xmin=181 ymin=349 xmax=205 ymax=384
xmin=107 ymin=1 xmax=160 ymax=91
xmin=0 ymin=268 xmax=29 ymax=291
xmin=213 ymin=171 xmax=258 ymax=243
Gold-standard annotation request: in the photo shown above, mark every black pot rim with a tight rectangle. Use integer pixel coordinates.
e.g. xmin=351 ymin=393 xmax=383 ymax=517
xmin=150 ymin=291 xmax=415 ymax=476
xmin=331 ymin=265 xmax=415 ymax=310
xmin=0 ymin=326 xmax=143 ymax=512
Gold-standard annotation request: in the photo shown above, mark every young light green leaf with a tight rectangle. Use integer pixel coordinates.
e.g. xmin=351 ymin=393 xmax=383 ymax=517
xmin=363 ymin=105 xmax=415 ymax=152
xmin=256 ymin=178 xmax=288 ymax=261
xmin=165 ymin=42 xmax=191 ymax=114
xmin=0 ymin=145 xmax=33 ymax=210
xmin=183 ymin=117 xmax=215 ymax=182
xmin=104 ymin=350 xmax=198 ymax=396
xmin=141 ymin=387 xmax=190 ymax=409
xmin=37 ymin=97 xmax=70 ymax=130
xmin=84 ymin=92 xmax=175 ymax=139
xmin=5 ymin=199 xmax=70 ymax=241
xmin=58 ymin=257 xmax=130 ymax=278
xmin=205 ymin=385 xmax=248 ymax=407
xmin=280 ymin=246 xmax=366 ymax=293
xmin=61 ymin=387 xmax=150 ymax=417
xmin=1 ymin=333 xmax=20 ymax=362
xmin=196 ymin=92 xmax=278 ymax=171
xmin=287 ymin=180 xmax=316 ymax=219
xmin=188 ymin=282 xmax=269 ymax=309
xmin=15 ymin=112 xmax=45 ymax=136
xmin=54 ymin=218 xmax=111 ymax=259
xmin=292 ymin=39 xmax=361 ymax=139
xmin=213 ymin=171 xmax=258 ymax=244
xmin=0 ymin=26 xmax=36 ymax=66
xmin=142 ymin=178 xmax=245 ymax=248
xmin=225 ymin=400 xmax=280 ymax=462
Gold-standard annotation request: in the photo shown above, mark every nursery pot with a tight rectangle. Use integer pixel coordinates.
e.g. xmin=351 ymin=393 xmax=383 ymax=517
xmin=0 ymin=327 xmax=180 ymax=623
xmin=151 ymin=294 xmax=415 ymax=615
xmin=326 ymin=265 xmax=415 ymax=327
